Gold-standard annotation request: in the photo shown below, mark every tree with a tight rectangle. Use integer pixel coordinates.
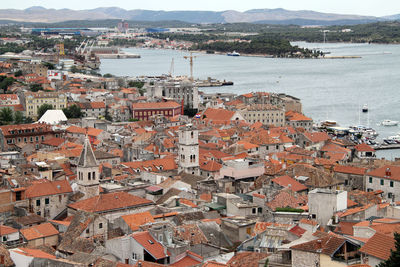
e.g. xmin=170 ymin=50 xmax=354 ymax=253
xmin=37 ymin=104 xmax=53 ymax=119
xmin=128 ymin=81 xmax=145 ymax=88
xmin=30 ymin=83 xmax=43 ymax=92
xmin=62 ymin=104 xmax=83 ymax=119
xmin=378 ymin=232 xmax=400 ymax=267
xmin=0 ymin=76 xmax=15 ymax=91
xmin=14 ymin=111 xmax=24 ymax=124
xmin=42 ymin=62 xmax=55 ymax=70
xmin=264 ymin=258 xmax=269 ymax=267
xmin=0 ymin=107 xmax=14 ymax=125
xmin=103 ymin=73 xmax=113 ymax=78
xmin=104 ymin=106 xmax=112 ymax=121
xmin=14 ymin=70 xmax=23 ymax=77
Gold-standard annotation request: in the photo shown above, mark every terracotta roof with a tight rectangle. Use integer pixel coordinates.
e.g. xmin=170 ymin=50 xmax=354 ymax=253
xmin=334 ymin=221 xmax=357 ymax=236
xmin=68 ymin=192 xmax=153 ymax=213
xmin=12 ymin=247 xmax=56 ymax=259
xmin=0 ymin=94 xmax=18 ymax=100
xmin=355 ymin=143 xmax=375 ymax=152
xmin=334 ymin=165 xmax=367 ymax=176
xmin=20 ymin=222 xmax=59 ymax=240
xmin=291 ymin=234 xmax=346 ymax=256
xmin=0 ymin=225 xmax=18 ymax=235
xmin=25 ymin=179 xmax=72 ymax=198
xmin=289 ymin=225 xmax=306 ymax=237
xmin=359 ymin=232 xmax=395 ymax=260
xmin=132 ymin=101 xmax=180 ymax=109
xmin=299 ymin=219 xmax=318 ymax=226
xmin=41 ymin=137 xmax=66 ymax=147
xmin=271 ymin=175 xmax=308 ymax=192
xmin=202 ymin=108 xmax=236 ymax=123
xmin=200 ymin=160 xmax=222 ymax=172
xmin=286 ymin=111 xmax=312 ymax=121
xmin=337 ymin=204 xmax=374 ymax=218
xmin=226 ymin=251 xmax=269 ymax=267
xmin=266 ymin=190 xmax=308 ymax=211
xmin=303 ymin=131 xmax=330 ymax=143
xmin=122 ymin=158 xmax=177 ymax=172
xmin=121 ymin=211 xmax=155 ymax=231
xmin=203 ymin=261 xmax=228 ymax=267
xmin=78 ymin=102 xmax=105 ymax=109
xmin=171 ymin=252 xmax=202 ymax=267
xmin=131 ymin=231 xmax=169 ymax=260
xmin=367 ymin=165 xmax=400 ymax=181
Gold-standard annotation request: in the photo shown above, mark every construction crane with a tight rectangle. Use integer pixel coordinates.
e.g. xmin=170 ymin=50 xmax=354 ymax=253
xmin=169 ymin=58 xmax=175 ymax=77
xmin=183 ymin=52 xmax=197 ymax=81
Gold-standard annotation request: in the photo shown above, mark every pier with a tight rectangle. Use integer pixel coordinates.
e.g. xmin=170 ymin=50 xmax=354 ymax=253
xmin=374 ymin=144 xmax=400 ymax=150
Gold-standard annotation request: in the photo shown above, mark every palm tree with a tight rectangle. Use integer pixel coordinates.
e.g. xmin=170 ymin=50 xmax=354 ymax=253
xmin=0 ymin=107 xmax=14 ymax=125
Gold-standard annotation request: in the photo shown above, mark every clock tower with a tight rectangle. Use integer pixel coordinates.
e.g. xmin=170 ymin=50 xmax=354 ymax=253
xmin=178 ymin=124 xmax=199 ymax=175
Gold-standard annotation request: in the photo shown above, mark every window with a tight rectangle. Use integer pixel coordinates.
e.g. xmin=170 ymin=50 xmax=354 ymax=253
xmin=45 ymin=198 xmax=49 ymax=205
xmin=252 ymin=208 xmax=256 ymax=214
xmin=381 ymin=179 xmax=384 ymax=185
xmin=312 ymin=214 xmax=316 ymax=219
xmin=86 ymin=229 xmax=89 ymax=234
xmin=99 ymin=223 xmax=103 ymax=229
xmin=132 ymin=253 xmax=138 ymax=260
xmin=390 ymin=181 xmax=394 ymax=187
xmin=369 ymin=177 xmax=373 ymax=183
xmin=388 ymin=193 xmax=393 ymax=199
xmin=246 ymin=227 xmax=251 ymax=235
xmin=88 ymin=172 xmax=91 ymax=180
xmin=36 ymin=199 xmax=40 ymax=206
xmin=59 ymin=195 xmax=62 ymax=202
xmin=258 ymin=207 xmax=262 ymax=213
xmin=92 ymin=171 xmax=96 ymax=180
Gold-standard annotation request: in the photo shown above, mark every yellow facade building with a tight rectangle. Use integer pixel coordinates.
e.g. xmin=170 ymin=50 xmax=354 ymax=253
xmin=25 ymin=92 xmax=67 ymax=119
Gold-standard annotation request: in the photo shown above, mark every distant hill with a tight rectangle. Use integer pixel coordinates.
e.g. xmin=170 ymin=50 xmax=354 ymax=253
xmin=0 ymin=6 xmax=391 ymax=25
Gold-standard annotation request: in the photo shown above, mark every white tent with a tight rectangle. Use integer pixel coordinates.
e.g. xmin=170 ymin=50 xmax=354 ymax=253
xmin=37 ymin=110 xmax=68 ymax=125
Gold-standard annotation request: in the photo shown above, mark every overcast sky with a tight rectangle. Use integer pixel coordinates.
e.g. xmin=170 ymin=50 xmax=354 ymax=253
xmin=3 ymin=0 xmax=400 ymax=17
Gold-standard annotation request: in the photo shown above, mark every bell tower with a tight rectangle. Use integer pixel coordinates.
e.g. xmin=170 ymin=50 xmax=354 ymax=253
xmin=178 ymin=124 xmax=199 ymax=175
xmin=76 ymin=136 xmax=99 ymax=199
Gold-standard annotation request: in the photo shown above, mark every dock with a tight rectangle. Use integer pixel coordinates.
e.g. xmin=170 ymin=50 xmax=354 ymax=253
xmin=97 ymin=53 xmax=141 ymax=59
xmin=374 ymin=144 xmax=400 ymax=150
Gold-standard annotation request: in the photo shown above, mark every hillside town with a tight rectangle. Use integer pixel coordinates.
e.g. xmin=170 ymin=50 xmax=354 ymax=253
xmin=0 ymin=30 xmax=399 ymax=267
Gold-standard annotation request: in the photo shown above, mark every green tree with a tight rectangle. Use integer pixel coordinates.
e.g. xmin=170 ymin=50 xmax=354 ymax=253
xmin=103 ymin=73 xmax=113 ymax=78
xmin=62 ymin=104 xmax=83 ymax=119
xmin=37 ymin=104 xmax=53 ymax=119
xmin=378 ymin=232 xmax=400 ymax=267
xmin=128 ymin=81 xmax=145 ymax=88
xmin=105 ymin=106 xmax=112 ymax=121
xmin=14 ymin=70 xmax=23 ymax=77
xmin=264 ymin=258 xmax=269 ymax=267
xmin=14 ymin=111 xmax=24 ymax=124
xmin=29 ymin=83 xmax=43 ymax=92
xmin=0 ymin=76 xmax=15 ymax=91
xmin=42 ymin=62 xmax=55 ymax=70
xmin=0 ymin=107 xmax=14 ymax=125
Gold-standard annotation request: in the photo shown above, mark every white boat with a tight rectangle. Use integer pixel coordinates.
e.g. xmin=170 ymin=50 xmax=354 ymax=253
xmin=227 ymin=51 xmax=240 ymax=56
xmin=362 ymin=104 xmax=368 ymax=113
xmin=349 ymin=125 xmax=378 ymax=139
xmin=381 ymin=120 xmax=399 ymax=126
xmin=388 ymin=135 xmax=400 ymax=141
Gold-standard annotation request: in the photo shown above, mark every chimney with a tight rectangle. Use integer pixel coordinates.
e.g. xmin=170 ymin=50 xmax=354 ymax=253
xmin=386 ymin=168 xmax=391 ymax=177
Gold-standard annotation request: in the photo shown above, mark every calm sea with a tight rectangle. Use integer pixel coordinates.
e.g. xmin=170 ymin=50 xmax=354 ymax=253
xmin=100 ymin=43 xmax=400 ymax=159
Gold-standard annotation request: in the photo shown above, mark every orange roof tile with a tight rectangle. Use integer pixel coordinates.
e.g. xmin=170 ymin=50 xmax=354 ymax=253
xmin=121 ymin=211 xmax=155 ymax=231
xmin=13 ymin=247 xmax=56 ymax=259
xmin=334 ymin=165 xmax=367 ymax=175
xmin=271 ymin=175 xmax=308 ymax=192
xmin=25 ymin=179 xmax=72 ymax=198
xmin=131 ymin=231 xmax=170 ymax=260
xmin=286 ymin=111 xmax=312 ymax=121
xmin=359 ymin=232 xmax=395 ymax=260
xmin=0 ymin=225 xmax=18 ymax=235
xmin=367 ymin=165 xmax=400 ymax=181
xmin=132 ymin=101 xmax=180 ymax=110
xmin=355 ymin=143 xmax=375 ymax=152
xmin=68 ymin=192 xmax=153 ymax=213
xmin=20 ymin=222 xmax=59 ymax=240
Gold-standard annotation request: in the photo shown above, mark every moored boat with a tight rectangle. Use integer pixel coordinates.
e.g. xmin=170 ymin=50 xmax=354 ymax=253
xmin=381 ymin=120 xmax=399 ymax=126
xmin=227 ymin=51 xmax=240 ymax=56
xmin=362 ymin=104 xmax=368 ymax=113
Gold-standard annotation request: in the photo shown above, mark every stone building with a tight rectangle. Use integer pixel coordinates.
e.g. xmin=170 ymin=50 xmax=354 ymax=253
xmin=239 ymin=104 xmax=285 ymax=126
xmin=178 ymin=124 xmax=199 ymax=175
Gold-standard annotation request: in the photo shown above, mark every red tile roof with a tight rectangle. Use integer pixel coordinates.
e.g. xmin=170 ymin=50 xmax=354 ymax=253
xmin=200 ymin=160 xmax=222 ymax=172
xmin=226 ymin=251 xmax=269 ymax=267
xmin=0 ymin=225 xmax=18 ymax=235
xmin=355 ymin=143 xmax=375 ymax=152
xmin=25 ymin=179 xmax=72 ymax=198
xmin=367 ymin=165 xmax=400 ymax=181
xmin=122 ymin=158 xmax=177 ymax=172
xmin=291 ymin=233 xmax=346 ymax=256
xmin=271 ymin=175 xmax=308 ymax=192
xmin=171 ymin=252 xmax=202 ymax=267
xmin=359 ymin=232 xmax=395 ymax=260
xmin=289 ymin=225 xmax=306 ymax=237
xmin=13 ymin=247 xmax=56 ymax=259
xmin=286 ymin=111 xmax=312 ymax=121
xmin=41 ymin=137 xmax=66 ymax=147
xmin=121 ymin=211 xmax=155 ymax=231
xmin=202 ymin=108 xmax=236 ymax=124
xmin=337 ymin=204 xmax=374 ymax=218
xmin=68 ymin=192 xmax=153 ymax=213
xmin=334 ymin=165 xmax=367 ymax=176
xmin=20 ymin=222 xmax=59 ymax=240
xmin=131 ymin=231 xmax=170 ymax=260
xmin=303 ymin=132 xmax=330 ymax=143
xmin=132 ymin=101 xmax=180 ymax=110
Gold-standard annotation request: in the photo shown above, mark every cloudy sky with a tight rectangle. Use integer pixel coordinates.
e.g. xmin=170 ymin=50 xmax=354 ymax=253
xmin=3 ymin=0 xmax=400 ymax=17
